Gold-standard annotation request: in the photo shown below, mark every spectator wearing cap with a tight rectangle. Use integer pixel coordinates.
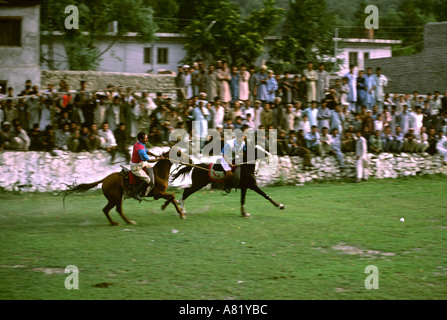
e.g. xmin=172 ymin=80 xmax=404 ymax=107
xmin=266 ymin=70 xmax=278 ymax=104
xmin=1 ymin=121 xmax=13 ymax=149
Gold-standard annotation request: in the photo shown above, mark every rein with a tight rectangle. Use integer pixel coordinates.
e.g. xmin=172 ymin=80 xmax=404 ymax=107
xmin=166 ymin=156 xmax=270 ymax=172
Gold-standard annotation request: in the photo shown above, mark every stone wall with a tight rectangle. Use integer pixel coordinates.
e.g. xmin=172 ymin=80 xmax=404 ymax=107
xmin=365 ymin=22 xmax=447 ymax=94
xmin=0 ymin=147 xmax=445 ymax=193
xmin=40 ymin=70 xmax=177 ymax=94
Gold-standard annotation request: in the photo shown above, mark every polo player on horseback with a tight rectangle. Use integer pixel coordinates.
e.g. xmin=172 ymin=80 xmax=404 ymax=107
xmin=128 ymin=132 xmax=165 ymax=201
xmin=221 ymin=129 xmax=246 ymax=195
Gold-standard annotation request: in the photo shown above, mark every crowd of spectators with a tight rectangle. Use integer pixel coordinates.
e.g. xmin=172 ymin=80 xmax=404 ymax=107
xmin=1 ymin=61 xmax=447 ymax=168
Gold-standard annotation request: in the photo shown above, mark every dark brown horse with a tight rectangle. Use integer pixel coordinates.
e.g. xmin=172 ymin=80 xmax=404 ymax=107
xmin=171 ymin=144 xmax=285 ymax=217
xmin=62 ymin=147 xmax=192 ymax=225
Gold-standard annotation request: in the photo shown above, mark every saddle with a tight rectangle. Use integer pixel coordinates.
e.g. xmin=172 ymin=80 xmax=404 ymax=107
xmin=120 ymin=165 xmax=150 ymax=186
xmin=207 ymin=160 xmax=238 ymax=185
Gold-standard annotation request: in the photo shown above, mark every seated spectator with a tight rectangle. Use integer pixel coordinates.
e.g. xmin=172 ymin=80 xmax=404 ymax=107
xmin=295 ymin=129 xmax=313 ymax=170
xmin=67 ymin=130 xmax=81 ymax=152
xmin=369 ymin=130 xmax=383 ymax=154
xmin=99 ymin=122 xmax=117 ymax=163
xmin=402 ymin=128 xmax=417 ymax=153
xmin=79 ymin=125 xmax=91 ymax=152
xmin=427 ymin=128 xmax=438 ymax=155
xmin=11 ymin=123 xmax=31 ymax=151
xmin=436 ymin=130 xmax=447 ymax=164
xmin=277 ymin=130 xmax=289 ymax=156
xmin=41 ymin=124 xmax=56 ymax=156
xmin=55 ymin=123 xmax=71 ymax=151
xmin=341 ymin=131 xmax=355 ymax=153
xmin=88 ymin=123 xmax=101 ymax=151
xmin=390 ymin=126 xmax=404 ymax=153
xmin=28 ymin=123 xmax=43 ymax=151
xmin=320 ymin=127 xmax=332 ymax=157
xmin=381 ymin=126 xmax=393 ymax=152
xmin=415 ymin=126 xmax=429 ymax=153
xmin=305 ymin=125 xmax=323 ymax=157
xmin=0 ymin=121 xmax=13 ymax=149
xmin=330 ymin=128 xmax=345 ymax=169
xmin=114 ymin=122 xmax=131 ymax=163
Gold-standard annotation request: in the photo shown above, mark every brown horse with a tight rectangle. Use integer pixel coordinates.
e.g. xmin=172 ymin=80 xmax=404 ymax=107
xmin=62 ymin=147 xmax=192 ymax=225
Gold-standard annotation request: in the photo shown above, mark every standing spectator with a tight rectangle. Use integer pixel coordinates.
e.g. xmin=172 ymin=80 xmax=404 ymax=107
xmin=251 ymin=100 xmax=263 ymax=129
xmin=107 ymin=95 xmax=122 ymax=131
xmin=280 ymin=71 xmax=293 ymax=104
xmin=4 ymin=100 xmax=18 ymax=123
xmin=230 ymin=66 xmax=240 ymax=104
xmin=94 ymin=95 xmax=109 ymax=127
xmin=344 ymin=65 xmax=358 ymax=112
xmin=175 ymin=66 xmax=186 ymax=102
xmin=254 ymin=65 xmax=269 ymax=104
xmin=364 ymin=68 xmax=376 ymax=109
xmin=266 ymin=70 xmax=278 ymax=104
xmin=381 ymin=126 xmax=393 ymax=152
xmin=26 ymin=94 xmax=41 ymax=130
xmin=16 ymin=98 xmax=29 ymax=130
xmin=191 ymin=100 xmax=209 ymax=150
xmin=183 ymin=65 xmax=193 ymax=99
xmin=114 ymin=122 xmax=131 ymax=163
xmin=39 ymin=98 xmax=52 ymax=131
xmin=356 ymin=70 xmax=367 ymax=110
xmin=355 ymin=130 xmax=369 ymax=182
xmin=317 ymin=100 xmax=331 ymax=131
xmin=282 ymin=104 xmax=296 ymax=133
xmin=212 ymin=97 xmax=225 ymax=129
xmin=217 ymin=61 xmax=232 ymax=109
xmin=303 ymin=62 xmax=318 ymax=104
xmin=239 ymin=64 xmax=250 ymax=102
xmin=204 ymin=64 xmax=218 ymax=102
xmin=28 ymin=123 xmax=43 ymax=151
xmin=316 ymin=63 xmax=329 ymax=103
xmin=415 ymin=126 xmax=429 ymax=153
xmin=296 ymin=114 xmax=311 ymax=135
xmin=248 ymin=65 xmax=257 ymax=103
xmin=373 ymin=67 xmax=388 ymax=113
xmin=330 ymin=104 xmax=345 ymax=135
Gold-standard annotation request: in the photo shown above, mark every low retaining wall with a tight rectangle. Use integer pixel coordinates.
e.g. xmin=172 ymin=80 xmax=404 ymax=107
xmin=41 ymin=70 xmax=177 ymax=93
xmin=0 ymin=148 xmax=445 ymax=193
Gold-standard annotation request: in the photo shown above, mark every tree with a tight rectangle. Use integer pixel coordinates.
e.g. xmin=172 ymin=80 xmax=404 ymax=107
xmin=267 ymin=0 xmax=335 ymax=73
xmin=182 ymin=0 xmax=283 ymax=66
xmin=41 ymin=0 xmax=157 ymax=70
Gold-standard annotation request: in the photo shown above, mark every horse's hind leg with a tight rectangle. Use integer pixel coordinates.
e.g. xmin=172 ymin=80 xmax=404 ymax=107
xmin=249 ymin=184 xmax=285 ymax=210
xmin=116 ymin=197 xmax=136 ymax=225
xmin=103 ymin=201 xmax=119 ymax=226
xmin=240 ymin=187 xmax=251 ymax=218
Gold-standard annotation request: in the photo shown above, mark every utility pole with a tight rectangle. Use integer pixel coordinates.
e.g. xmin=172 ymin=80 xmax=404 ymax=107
xmin=333 ymin=28 xmax=340 ymax=73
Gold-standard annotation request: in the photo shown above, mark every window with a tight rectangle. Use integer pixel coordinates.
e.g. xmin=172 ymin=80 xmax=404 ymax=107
xmin=157 ymin=48 xmax=168 ymax=64
xmin=144 ymin=47 xmax=152 ymax=64
xmin=364 ymin=52 xmax=370 ymax=61
xmin=0 ymin=81 xmax=7 ymax=94
xmin=0 ymin=18 xmax=22 ymax=46
xmin=348 ymin=52 xmax=358 ymax=68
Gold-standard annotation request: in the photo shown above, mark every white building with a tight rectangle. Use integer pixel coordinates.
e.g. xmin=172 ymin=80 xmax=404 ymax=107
xmin=0 ymin=0 xmax=41 ymax=95
xmin=41 ymin=32 xmax=188 ymax=74
xmin=335 ymin=38 xmax=402 ymax=76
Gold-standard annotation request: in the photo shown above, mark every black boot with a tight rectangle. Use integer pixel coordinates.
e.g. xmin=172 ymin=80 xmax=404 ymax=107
xmin=222 ymin=171 xmax=233 ymax=195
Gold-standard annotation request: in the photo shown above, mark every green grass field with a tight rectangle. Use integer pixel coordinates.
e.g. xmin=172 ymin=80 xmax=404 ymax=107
xmin=1 ymin=175 xmax=447 ymax=300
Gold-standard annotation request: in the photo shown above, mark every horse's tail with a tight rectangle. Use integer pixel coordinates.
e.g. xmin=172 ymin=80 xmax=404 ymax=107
xmin=171 ymin=165 xmax=194 ymax=182
xmin=59 ymin=178 xmax=105 ymax=209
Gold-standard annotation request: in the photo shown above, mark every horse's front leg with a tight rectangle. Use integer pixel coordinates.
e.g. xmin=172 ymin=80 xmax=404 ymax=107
xmin=240 ymin=187 xmax=251 ymax=218
xmin=249 ymin=184 xmax=285 ymax=210
xmin=161 ymin=199 xmax=170 ymax=211
xmin=156 ymin=191 xmax=185 ymax=219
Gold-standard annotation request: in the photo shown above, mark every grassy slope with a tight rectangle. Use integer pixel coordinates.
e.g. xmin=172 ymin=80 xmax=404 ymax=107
xmin=0 ymin=175 xmax=446 ymax=300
